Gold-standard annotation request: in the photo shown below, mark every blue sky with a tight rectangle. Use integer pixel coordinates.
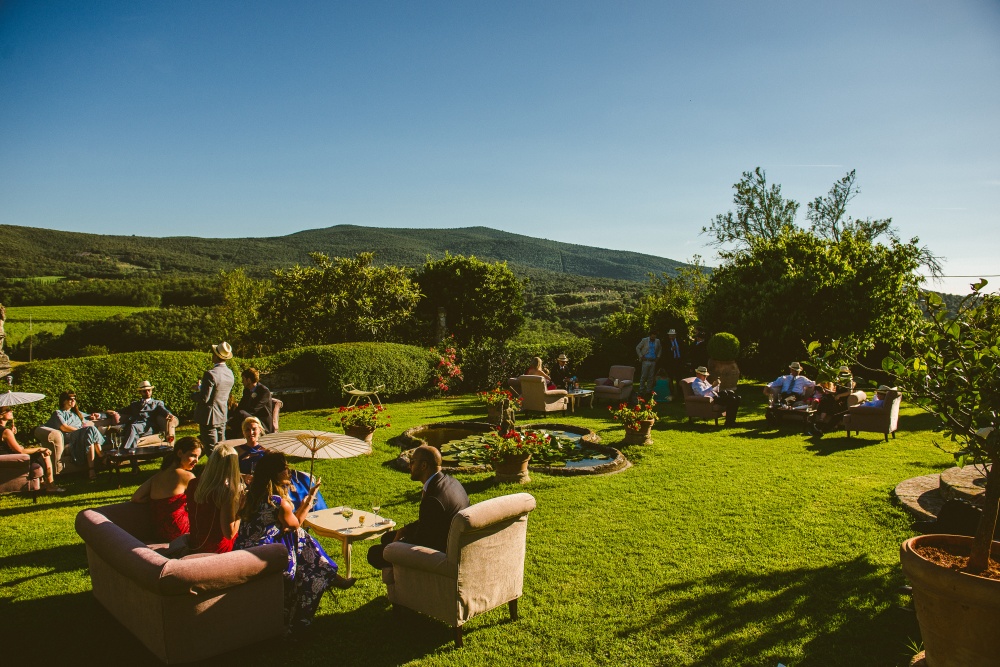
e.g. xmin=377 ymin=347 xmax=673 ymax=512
xmin=1 ymin=1 xmax=997 ymax=294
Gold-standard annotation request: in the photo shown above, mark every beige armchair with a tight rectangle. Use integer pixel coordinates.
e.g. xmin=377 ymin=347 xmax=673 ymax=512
xmin=382 ymin=492 xmax=536 ymax=647
xmin=843 ymin=389 xmax=902 ymax=441
xmin=593 ymin=365 xmax=635 ymax=404
xmin=679 ymin=377 xmax=727 ymax=425
xmin=518 ymin=375 xmax=568 ymax=413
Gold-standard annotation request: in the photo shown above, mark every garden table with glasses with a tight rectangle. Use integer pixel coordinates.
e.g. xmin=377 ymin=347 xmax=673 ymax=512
xmin=566 ymin=389 xmax=595 ymax=412
xmin=304 ymin=506 xmax=395 ymax=577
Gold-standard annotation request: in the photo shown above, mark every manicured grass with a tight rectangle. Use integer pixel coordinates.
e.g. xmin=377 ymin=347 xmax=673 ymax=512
xmin=0 ymin=391 xmax=950 ymax=666
xmin=2 ymin=305 xmax=156 ymax=345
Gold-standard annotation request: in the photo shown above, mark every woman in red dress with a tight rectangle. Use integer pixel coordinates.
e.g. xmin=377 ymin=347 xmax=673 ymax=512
xmin=131 ymin=436 xmax=202 ymax=542
xmin=187 ymin=443 xmax=242 ymax=554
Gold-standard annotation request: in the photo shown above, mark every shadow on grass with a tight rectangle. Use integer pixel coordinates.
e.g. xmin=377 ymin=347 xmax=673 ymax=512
xmin=0 ymin=542 xmax=89 ymax=587
xmin=804 ymin=434 xmax=883 ymax=456
xmin=617 ymin=556 xmax=918 ymax=667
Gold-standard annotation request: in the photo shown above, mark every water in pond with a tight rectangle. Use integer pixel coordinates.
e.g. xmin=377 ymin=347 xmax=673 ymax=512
xmin=439 ymin=429 xmax=611 ymax=468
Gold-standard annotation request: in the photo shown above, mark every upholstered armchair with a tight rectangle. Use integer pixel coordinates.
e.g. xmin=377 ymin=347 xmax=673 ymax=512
xmin=382 ymin=492 xmax=536 ymax=647
xmin=0 ymin=451 xmax=42 ymax=499
xmin=843 ymin=389 xmax=902 ymax=441
xmin=36 ymin=413 xmax=178 ymax=475
xmin=593 ymin=365 xmax=635 ymax=404
xmin=680 ymin=377 xmax=728 ymax=425
xmin=518 ymin=375 xmax=568 ymax=413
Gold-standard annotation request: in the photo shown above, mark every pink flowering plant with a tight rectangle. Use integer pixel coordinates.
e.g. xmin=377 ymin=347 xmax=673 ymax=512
xmin=477 ymin=383 xmax=523 ymax=408
xmin=431 ymin=337 xmax=463 ymax=393
xmin=609 ymin=396 xmax=657 ymax=431
xmin=335 ymin=403 xmax=391 ymax=430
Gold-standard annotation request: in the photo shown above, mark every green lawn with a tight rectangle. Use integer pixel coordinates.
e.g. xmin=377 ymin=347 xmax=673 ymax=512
xmin=0 ymin=391 xmax=949 ymax=666
xmin=2 ymin=305 xmax=156 ymax=345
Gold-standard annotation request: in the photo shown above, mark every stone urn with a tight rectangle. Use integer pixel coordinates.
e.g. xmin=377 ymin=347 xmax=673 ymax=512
xmin=623 ymin=419 xmax=655 ymax=446
xmin=709 ymin=359 xmax=741 ymax=391
xmin=493 ymin=453 xmax=531 ymax=484
xmin=900 ymin=534 xmax=1000 ymax=667
xmin=706 ymin=332 xmax=741 ymax=391
xmin=344 ymin=425 xmax=375 ymax=446
xmin=486 ymin=404 xmax=502 ymax=424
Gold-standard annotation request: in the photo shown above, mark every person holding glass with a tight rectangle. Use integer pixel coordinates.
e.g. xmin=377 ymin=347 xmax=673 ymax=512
xmin=45 ymin=391 xmax=106 ymax=480
xmin=1 ymin=405 xmax=64 ymax=494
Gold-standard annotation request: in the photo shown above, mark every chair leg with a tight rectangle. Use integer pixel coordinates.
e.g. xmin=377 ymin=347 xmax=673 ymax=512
xmin=884 ymin=433 xmax=889 ymax=442
xmin=508 ymin=598 xmax=519 ymax=621
xmin=891 ymin=431 xmax=896 ymax=439
xmin=454 ymin=626 xmax=464 ymax=648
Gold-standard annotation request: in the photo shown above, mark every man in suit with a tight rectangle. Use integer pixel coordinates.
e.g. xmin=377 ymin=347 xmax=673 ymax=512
xmin=191 ymin=342 xmax=235 ymax=454
xmin=550 ymin=353 xmax=573 ymax=390
xmin=107 ymin=381 xmax=176 ymax=450
xmin=226 ymin=367 xmax=273 ymax=439
xmin=635 ymin=330 xmax=663 ymax=395
xmin=367 ymin=444 xmax=470 ymax=570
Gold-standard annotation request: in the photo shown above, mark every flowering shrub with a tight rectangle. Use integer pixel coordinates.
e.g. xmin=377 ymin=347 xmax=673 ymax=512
xmin=477 ymin=383 xmax=523 ymax=408
xmin=609 ymin=396 xmax=657 ymax=431
xmin=480 ymin=429 xmax=551 ymax=464
xmin=335 ymin=403 xmax=391 ymax=430
xmin=431 ymin=336 xmax=463 ymax=392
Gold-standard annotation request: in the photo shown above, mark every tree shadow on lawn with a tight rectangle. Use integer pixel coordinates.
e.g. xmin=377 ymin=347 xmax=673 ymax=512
xmin=616 ymin=555 xmax=919 ymax=667
xmin=804 ymin=434 xmax=884 ymax=456
xmin=0 ymin=542 xmax=88 ymax=588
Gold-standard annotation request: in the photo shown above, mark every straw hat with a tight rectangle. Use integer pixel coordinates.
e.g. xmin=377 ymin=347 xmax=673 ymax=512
xmin=136 ymin=380 xmax=155 ymax=392
xmin=876 ymin=384 xmax=896 ymax=394
xmin=789 ymin=361 xmax=802 ymax=371
xmin=667 ymin=329 xmax=677 ymax=335
xmin=212 ymin=341 xmax=233 ymax=360
xmin=838 ymin=365 xmax=851 ymax=375
xmin=694 ymin=366 xmax=709 ymax=375
xmin=557 ymin=353 xmax=569 ymax=362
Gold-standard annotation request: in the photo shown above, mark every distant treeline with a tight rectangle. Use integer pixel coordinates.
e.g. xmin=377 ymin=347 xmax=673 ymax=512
xmin=0 ymin=276 xmax=222 ymax=307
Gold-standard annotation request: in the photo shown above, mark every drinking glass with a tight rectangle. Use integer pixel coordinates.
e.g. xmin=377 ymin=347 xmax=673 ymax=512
xmin=357 ymin=514 xmax=366 ymax=530
xmin=372 ymin=504 xmax=381 ymax=526
xmin=341 ymin=507 xmax=354 ymax=533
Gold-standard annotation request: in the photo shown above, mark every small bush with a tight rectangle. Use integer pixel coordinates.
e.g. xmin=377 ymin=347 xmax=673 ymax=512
xmin=707 ymin=332 xmax=740 ymax=362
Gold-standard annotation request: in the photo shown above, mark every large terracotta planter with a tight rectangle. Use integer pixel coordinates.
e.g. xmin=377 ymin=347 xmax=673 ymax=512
xmin=486 ymin=405 xmax=502 ymax=424
xmin=709 ymin=359 xmax=741 ymax=391
xmin=344 ymin=425 xmax=375 ymax=446
xmin=900 ymin=534 xmax=1000 ymax=667
xmin=493 ymin=453 xmax=531 ymax=484
xmin=623 ymin=419 xmax=655 ymax=446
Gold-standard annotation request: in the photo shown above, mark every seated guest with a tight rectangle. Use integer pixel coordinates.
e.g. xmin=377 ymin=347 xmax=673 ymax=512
xmin=235 ymin=452 xmax=355 ymax=630
xmin=653 ymin=367 xmax=672 ymax=403
xmin=225 ymin=367 xmax=273 ymax=440
xmin=550 ymin=353 xmax=573 ymax=389
xmin=107 ymin=381 xmax=176 ymax=450
xmin=524 ymin=356 xmax=556 ymax=390
xmin=765 ymin=361 xmax=812 ymax=406
xmin=131 ymin=436 xmax=202 ymax=542
xmin=860 ymin=385 xmax=892 ymax=409
xmin=367 ymin=444 xmax=470 ymax=570
xmin=237 ymin=416 xmax=327 ymax=510
xmin=1 ymin=406 xmax=64 ymax=493
xmin=45 ymin=391 xmax=106 ymax=480
xmin=692 ymin=366 xmax=741 ymax=427
xmin=810 ymin=366 xmax=856 ymax=436
xmin=187 ymin=444 xmax=242 ymax=554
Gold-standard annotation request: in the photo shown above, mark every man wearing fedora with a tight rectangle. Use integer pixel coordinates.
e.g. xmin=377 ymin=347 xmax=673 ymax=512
xmin=663 ymin=328 xmax=686 ymax=398
xmin=192 ymin=342 xmax=235 ymax=453
xmin=692 ymin=366 xmax=741 ymax=426
xmin=550 ymin=353 xmax=573 ymax=390
xmin=107 ymin=381 xmax=176 ymax=450
xmin=765 ymin=361 xmax=812 ymax=407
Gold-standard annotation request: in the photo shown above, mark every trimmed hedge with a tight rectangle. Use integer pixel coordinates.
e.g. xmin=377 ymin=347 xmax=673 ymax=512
xmin=9 ymin=342 xmax=439 ymax=432
xmin=461 ymin=335 xmax=593 ymax=391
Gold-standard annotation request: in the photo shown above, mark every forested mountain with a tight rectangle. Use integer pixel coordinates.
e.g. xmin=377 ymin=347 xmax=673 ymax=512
xmin=0 ymin=224 xmax=689 ymax=283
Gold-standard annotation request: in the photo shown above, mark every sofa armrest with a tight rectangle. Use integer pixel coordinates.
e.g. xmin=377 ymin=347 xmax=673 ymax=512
xmin=545 ymin=389 xmax=568 ymax=397
xmin=618 ymin=380 xmax=633 ymax=387
xmin=384 ymin=542 xmax=457 ymax=578
xmin=34 ymin=425 xmax=63 ymax=448
xmin=0 ymin=452 xmax=31 ymax=469
xmin=847 ymin=406 xmax=887 ymax=416
xmin=685 ymin=395 xmax=714 ymax=404
xmin=159 ymin=544 xmax=288 ymax=596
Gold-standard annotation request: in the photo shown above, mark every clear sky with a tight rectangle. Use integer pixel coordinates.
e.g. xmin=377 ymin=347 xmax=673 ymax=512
xmin=1 ymin=1 xmax=997 ymax=294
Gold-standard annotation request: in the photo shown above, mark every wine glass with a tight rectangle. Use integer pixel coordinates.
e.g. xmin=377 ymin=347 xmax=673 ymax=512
xmin=341 ymin=507 xmax=354 ymax=533
xmin=357 ymin=513 xmax=366 ymax=530
xmin=372 ymin=503 xmax=382 ymax=526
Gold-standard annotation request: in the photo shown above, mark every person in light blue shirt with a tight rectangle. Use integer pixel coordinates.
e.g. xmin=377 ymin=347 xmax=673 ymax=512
xmin=45 ymin=390 xmax=105 ymax=479
xmin=635 ymin=331 xmax=662 ymax=395
xmin=766 ymin=361 xmax=812 ymax=406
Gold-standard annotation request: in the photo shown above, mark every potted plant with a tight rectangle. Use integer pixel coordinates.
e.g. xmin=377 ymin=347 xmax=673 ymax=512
xmin=813 ymin=282 xmax=1000 ymax=666
xmin=610 ymin=396 xmax=657 ymax=445
xmin=480 ymin=429 xmax=550 ymax=484
xmin=707 ymin=332 xmax=741 ymax=390
xmin=336 ymin=403 xmax=391 ymax=445
xmin=478 ymin=383 xmax=522 ymax=423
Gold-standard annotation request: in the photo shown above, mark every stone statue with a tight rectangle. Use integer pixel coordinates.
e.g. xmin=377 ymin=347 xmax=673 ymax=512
xmin=498 ymin=396 xmax=517 ymax=434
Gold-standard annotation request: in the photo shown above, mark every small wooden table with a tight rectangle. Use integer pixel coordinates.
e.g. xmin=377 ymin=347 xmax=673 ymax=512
xmin=304 ymin=507 xmax=396 ymax=577
xmin=104 ymin=444 xmax=174 ymax=488
xmin=566 ymin=389 xmax=595 ymax=412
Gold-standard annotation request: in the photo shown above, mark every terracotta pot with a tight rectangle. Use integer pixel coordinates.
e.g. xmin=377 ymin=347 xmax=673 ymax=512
xmin=709 ymin=359 xmax=740 ymax=391
xmin=344 ymin=425 xmax=375 ymax=445
xmin=900 ymin=534 xmax=1000 ymax=667
xmin=493 ymin=453 xmax=531 ymax=484
xmin=623 ymin=419 xmax=655 ymax=446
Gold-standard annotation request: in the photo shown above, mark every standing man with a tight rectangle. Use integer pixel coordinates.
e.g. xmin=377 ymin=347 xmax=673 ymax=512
xmin=226 ymin=367 xmax=273 ymax=439
xmin=192 ymin=341 xmax=235 ymax=454
xmin=663 ymin=329 xmax=686 ymax=398
xmin=692 ymin=366 xmax=741 ymax=427
xmin=367 ymin=444 xmax=470 ymax=570
xmin=635 ymin=330 xmax=662 ymax=396
xmin=689 ymin=328 xmax=709 ymax=375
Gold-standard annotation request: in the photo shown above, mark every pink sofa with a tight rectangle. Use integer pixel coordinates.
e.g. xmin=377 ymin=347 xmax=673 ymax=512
xmin=75 ymin=502 xmax=287 ymax=664
xmin=0 ymin=451 xmax=42 ymax=499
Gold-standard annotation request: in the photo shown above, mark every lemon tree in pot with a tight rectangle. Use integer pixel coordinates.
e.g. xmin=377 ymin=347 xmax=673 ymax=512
xmin=707 ymin=332 xmax=740 ymax=390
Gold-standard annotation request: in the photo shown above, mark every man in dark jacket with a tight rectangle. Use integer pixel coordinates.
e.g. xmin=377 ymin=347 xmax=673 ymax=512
xmin=367 ymin=445 xmax=470 ymax=569
xmin=226 ymin=367 xmax=273 ymax=438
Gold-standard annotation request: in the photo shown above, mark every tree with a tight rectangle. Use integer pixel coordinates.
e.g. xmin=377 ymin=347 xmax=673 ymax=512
xmin=414 ymin=253 xmax=525 ymax=346
xmin=699 ymin=169 xmax=936 ymax=374
xmin=263 ymin=252 xmax=420 ymax=349
xmin=216 ymin=269 xmax=268 ymax=356
xmin=703 ymin=167 xmax=799 ymax=250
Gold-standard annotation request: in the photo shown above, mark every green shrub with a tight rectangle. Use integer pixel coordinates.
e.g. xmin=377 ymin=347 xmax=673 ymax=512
xmin=707 ymin=332 xmax=740 ymax=362
xmin=461 ymin=335 xmax=593 ymax=390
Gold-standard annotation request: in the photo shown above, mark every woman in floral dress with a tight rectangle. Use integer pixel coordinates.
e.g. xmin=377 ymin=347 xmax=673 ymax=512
xmin=234 ymin=452 xmax=355 ymax=630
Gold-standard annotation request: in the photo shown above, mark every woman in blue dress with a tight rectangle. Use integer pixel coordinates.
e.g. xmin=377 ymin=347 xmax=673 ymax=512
xmin=45 ymin=391 xmax=106 ymax=480
xmin=234 ymin=452 xmax=355 ymax=630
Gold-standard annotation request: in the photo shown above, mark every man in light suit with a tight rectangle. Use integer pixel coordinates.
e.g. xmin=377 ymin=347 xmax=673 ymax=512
xmin=191 ymin=341 xmax=235 ymax=454
xmin=107 ymin=381 xmax=176 ymax=450
xmin=635 ymin=331 xmax=662 ymax=396
xmin=367 ymin=444 xmax=470 ymax=570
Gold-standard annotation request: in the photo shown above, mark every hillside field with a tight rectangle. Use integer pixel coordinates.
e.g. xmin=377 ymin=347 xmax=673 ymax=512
xmin=2 ymin=305 xmax=156 ymax=346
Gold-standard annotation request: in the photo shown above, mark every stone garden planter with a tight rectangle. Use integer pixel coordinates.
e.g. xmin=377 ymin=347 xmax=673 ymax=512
xmin=344 ymin=425 xmax=375 ymax=445
xmin=493 ymin=453 xmax=532 ymax=484
xmin=709 ymin=359 xmax=741 ymax=391
xmin=622 ymin=419 xmax=655 ymax=446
